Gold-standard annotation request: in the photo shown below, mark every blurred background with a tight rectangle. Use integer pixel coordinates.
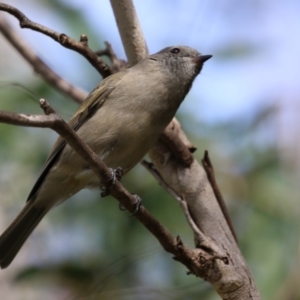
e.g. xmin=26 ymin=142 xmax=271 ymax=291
xmin=0 ymin=0 xmax=300 ymax=299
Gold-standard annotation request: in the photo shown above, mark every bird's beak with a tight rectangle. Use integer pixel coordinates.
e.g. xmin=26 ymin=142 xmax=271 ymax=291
xmin=199 ymin=54 xmax=213 ymax=63
xmin=193 ymin=54 xmax=212 ymax=67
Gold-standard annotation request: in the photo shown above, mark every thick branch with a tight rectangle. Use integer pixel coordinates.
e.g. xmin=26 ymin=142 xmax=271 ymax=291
xmin=148 ymin=140 xmax=259 ymax=299
xmin=0 ymin=15 xmax=87 ymax=103
xmin=0 ymin=3 xmax=113 ymax=78
xmin=110 ymin=0 xmax=149 ymax=65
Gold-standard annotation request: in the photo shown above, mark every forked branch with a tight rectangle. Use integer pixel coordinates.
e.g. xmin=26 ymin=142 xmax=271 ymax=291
xmin=0 ymin=102 xmax=227 ymax=279
xmin=0 ymin=3 xmax=113 ymax=78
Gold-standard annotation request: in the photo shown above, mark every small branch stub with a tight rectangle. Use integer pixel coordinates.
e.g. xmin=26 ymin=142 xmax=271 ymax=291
xmin=80 ymin=34 xmax=88 ymax=46
xmin=39 ymin=99 xmax=55 ymax=115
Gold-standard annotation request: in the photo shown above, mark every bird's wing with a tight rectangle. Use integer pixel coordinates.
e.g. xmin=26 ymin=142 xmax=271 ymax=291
xmin=27 ymin=74 xmax=123 ymax=201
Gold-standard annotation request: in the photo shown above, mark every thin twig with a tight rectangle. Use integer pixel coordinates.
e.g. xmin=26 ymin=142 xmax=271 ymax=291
xmin=141 ymin=160 xmax=182 ymax=202
xmin=142 ymin=159 xmax=227 ymax=259
xmin=0 ymin=3 xmax=113 ymax=78
xmin=95 ymin=41 xmax=127 ymax=72
xmin=0 ymin=15 xmax=87 ymax=103
xmin=202 ymin=150 xmax=238 ymax=243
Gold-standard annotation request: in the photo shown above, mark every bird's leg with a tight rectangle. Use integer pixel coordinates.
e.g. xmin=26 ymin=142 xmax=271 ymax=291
xmin=119 ymin=194 xmax=142 ymax=216
xmin=100 ymin=168 xmax=141 ymax=214
xmin=100 ymin=167 xmax=123 ymax=197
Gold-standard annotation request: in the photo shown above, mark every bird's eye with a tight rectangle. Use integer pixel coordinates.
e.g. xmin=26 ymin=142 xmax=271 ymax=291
xmin=170 ymin=48 xmax=180 ymax=54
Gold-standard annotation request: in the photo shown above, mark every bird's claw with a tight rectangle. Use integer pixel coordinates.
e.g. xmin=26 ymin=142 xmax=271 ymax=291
xmin=100 ymin=167 xmax=123 ymax=197
xmin=130 ymin=195 xmax=142 ymax=216
xmin=119 ymin=194 xmax=142 ymax=216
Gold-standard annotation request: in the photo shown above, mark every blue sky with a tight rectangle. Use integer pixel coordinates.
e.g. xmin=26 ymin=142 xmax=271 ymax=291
xmin=2 ymin=0 xmax=300 ymax=123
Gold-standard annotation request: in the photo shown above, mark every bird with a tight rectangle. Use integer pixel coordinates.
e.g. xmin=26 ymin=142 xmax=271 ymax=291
xmin=0 ymin=46 xmax=212 ymax=268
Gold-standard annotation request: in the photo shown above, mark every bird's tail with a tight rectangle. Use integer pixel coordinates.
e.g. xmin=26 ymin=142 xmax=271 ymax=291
xmin=0 ymin=201 xmax=49 ymax=269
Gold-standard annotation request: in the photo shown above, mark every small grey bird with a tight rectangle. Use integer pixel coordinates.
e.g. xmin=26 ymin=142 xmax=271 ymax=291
xmin=0 ymin=46 xmax=212 ymax=268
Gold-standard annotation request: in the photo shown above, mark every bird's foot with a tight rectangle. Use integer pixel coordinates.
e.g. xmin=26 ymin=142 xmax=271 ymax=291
xmin=119 ymin=194 xmax=142 ymax=216
xmin=100 ymin=167 xmax=123 ymax=197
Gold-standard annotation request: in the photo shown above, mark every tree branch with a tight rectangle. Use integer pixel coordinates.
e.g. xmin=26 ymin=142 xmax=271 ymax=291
xmin=0 ymin=103 xmax=227 ymax=279
xmin=110 ymin=0 xmax=149 ymax=66
xmin=111 ymin=0 xmax=261 ymax=299
xmin=160 ymin=118 xmax=196 ymax=166
xmin=95 ymin=41 xmax=127 ymax=72
xmin=0 ymin=15 xmax=87 ymax=103
xmin=0 ymin=1 xmax=261 ymax=298
xmin=0 ymin=3 xmax=113 ymax=78
xmin=202 ymin=150 xmax=237 ymax=243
